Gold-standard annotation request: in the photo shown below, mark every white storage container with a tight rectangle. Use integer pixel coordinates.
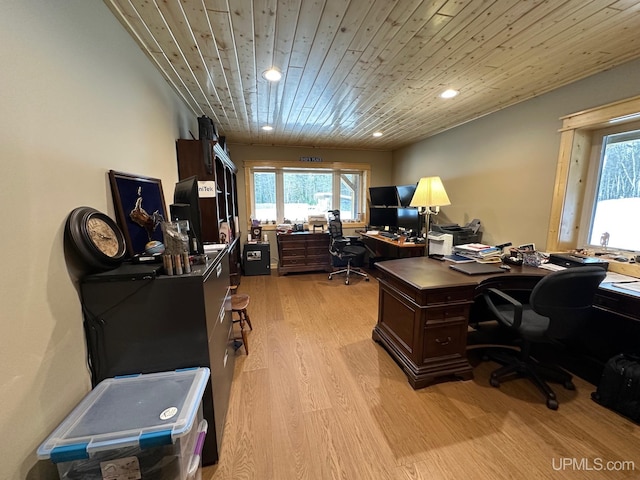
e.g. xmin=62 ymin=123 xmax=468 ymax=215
xmin=38 ymin=368 xmax=210 ymax=480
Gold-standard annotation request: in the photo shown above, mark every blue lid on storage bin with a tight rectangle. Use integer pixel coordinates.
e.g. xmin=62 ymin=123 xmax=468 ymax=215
xmin=37 ymin=368 xmax=210 ymax=463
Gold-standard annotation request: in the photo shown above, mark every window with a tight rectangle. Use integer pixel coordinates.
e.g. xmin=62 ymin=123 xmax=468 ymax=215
xmin=246 ymin=161 xmax=369 ymax=225
xmin=283 ymin=171 xmax=333 ymax=221
xmin=254 ymin=171 xmax=276 ymax=221
xmin=549 ymin=96 xmax=640 ymax=265
xmin=583 ymin=126 xmax=640 ymax=252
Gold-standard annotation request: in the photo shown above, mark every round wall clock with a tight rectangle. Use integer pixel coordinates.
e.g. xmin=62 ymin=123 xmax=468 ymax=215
xmin=65 ymin=207 xmax=127 ymax=271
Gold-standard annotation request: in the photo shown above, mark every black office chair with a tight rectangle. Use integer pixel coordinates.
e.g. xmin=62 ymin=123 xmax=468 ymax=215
xmin=327 ymin=210 xmax=369 ymax=285
xmin=482 ymin=266 xmax=606 ymax=410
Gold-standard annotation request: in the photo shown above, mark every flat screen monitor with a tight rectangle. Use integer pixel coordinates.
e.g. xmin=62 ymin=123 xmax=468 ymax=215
xmin=396 ymin=207 xmax=420 ymax=232
xmin=369 ymin=207 xmax=397 ymax=229
xmin=369 ymin=186 xmax=399 ymax=207
xmin=171 ymin=176 xmax=204 ymax=254
xmin=396 ymin=184 xmax=417 ymax=207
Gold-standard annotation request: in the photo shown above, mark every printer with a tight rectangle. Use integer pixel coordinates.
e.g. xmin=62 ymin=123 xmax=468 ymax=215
xmin=427 ymin=232 xmax=453 ymax=256
xmin=431 ymin=219 xmax=481 ymax=245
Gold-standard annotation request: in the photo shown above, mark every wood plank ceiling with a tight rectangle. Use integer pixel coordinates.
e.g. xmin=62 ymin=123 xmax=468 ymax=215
xmin=105 ymin=0 xmax=640 ymax=150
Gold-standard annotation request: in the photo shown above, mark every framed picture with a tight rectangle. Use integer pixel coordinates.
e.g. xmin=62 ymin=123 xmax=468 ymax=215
xmin=108 ymin=170 xmax=168 ymax=257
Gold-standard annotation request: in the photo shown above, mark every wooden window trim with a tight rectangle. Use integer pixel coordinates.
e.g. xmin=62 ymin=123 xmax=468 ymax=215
xmin=547 ymin=94 xmax=640 ymax=276
xmin=243 ymin=160 xmax=371 ymax=230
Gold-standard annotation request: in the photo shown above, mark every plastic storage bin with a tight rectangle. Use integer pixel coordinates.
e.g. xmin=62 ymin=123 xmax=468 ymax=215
xmin=38 ymin=368 xmax=210 ymax=480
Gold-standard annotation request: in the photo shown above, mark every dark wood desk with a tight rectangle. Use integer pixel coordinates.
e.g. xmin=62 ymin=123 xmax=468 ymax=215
xmin=360 ymin=232 xmax=425 ymax=260
xmin=373 ymin=257 xmax=551 ymax=388
xmin=373 ymin=257 xmax=640 ymax=388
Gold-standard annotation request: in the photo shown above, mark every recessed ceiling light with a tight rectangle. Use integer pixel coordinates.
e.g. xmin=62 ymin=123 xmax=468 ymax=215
xmin=262 ymin=68 xmax=282 ymax=82
xmin=262 ymin=125 xmax=273 ymax=131
xmin=440 ymin=89 xmax=459 ymax=99
xmin=372 ymin=131 xmax=383 ymax=137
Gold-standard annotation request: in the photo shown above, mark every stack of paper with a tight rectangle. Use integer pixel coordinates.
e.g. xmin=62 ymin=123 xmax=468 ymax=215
xmin=452 ymin=243 xmax=501 ymax=260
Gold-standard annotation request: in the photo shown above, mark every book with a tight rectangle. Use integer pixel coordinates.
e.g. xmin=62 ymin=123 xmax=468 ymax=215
xmin=443 ymin=254 xmax=476 ymax=263
xmin=475 ymin=255 xmax=502 ymax=263
xmin=457 ymin=243 xmax=493 ymax=251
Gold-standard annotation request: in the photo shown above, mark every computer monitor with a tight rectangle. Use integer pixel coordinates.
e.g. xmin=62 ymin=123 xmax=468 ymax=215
xmin=369 ymin=207 xmax=397 ymax=229
xmin=369 ymin=186 xmax=399 ymax=207
xmin=396 ymin=184 xmax=417 ymax=207
xmin=170 ymin=176 xmax=204 ymax=254
xmin=396 ymin=207 xmax=420 ymax=232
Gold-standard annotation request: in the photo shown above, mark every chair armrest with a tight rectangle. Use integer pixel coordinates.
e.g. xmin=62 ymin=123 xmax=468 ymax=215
xmin=345 ymin=236 xmax=367 ymax=248
xmin=330 ymin=237 xmax=349 ymax=254
xmin=483 ymin=287 xmax=523 ymax=329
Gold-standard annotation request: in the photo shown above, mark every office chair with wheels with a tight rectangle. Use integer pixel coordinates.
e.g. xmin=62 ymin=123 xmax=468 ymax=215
xmin=327 ymin=210 xmax=369 ymax=285
xmin=482 ymin=266 xmax=606 ymax=410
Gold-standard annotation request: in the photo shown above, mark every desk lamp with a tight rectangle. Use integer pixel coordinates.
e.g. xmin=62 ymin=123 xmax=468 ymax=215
xmin=409 ymin=176 xmax=451 ymax=253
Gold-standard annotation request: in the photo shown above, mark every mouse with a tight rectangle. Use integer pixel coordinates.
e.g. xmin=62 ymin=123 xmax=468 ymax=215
xmin=500 ymin=264 xmax=511 ymax=270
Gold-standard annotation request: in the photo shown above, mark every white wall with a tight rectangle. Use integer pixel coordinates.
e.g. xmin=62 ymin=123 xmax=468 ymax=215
xmin=393 ymin=58 xmax=640 ymax=249
xmin=0 ymin=1 xmax=196 ymax=478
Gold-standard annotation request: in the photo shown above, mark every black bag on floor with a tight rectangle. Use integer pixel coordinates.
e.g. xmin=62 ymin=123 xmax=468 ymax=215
xmin=592 ymin=353 xmax=640 ymax=422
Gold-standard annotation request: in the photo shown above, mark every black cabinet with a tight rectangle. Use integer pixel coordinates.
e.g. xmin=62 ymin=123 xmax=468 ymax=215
xmin=80 ymin=252 xmax=234 ymax=465
xmin=243 ymin=243 xmax=271 ymax=276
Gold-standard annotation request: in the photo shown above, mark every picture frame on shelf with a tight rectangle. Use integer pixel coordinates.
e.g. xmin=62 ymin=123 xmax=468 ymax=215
xmin=108 ymin=170 xmax=168 ymax=257
xmin=250 ymin=226 xmax=262 ymax=242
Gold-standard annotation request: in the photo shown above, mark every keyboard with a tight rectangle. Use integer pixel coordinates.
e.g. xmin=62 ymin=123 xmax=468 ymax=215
xmin=380 ymin=231 xmax=398 ymax=239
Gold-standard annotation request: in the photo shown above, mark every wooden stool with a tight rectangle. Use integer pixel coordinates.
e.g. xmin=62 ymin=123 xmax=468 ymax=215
xmin=231 ymin=292 xmax=252 ymax=354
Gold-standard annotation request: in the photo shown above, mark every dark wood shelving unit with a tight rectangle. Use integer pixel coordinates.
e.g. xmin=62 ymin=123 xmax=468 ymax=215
xmin=176 ymin=139 xmax=241 ymax=285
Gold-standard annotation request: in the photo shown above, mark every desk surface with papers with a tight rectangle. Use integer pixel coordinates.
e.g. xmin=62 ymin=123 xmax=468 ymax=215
xmin=359 ymin=232 xmax=425 ymax=261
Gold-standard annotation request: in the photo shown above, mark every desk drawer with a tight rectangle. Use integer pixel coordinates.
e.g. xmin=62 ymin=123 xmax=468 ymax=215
xmin=594 ymin=290 xmax=640 ymax=321
xmin=279 ymin=239 xmax=307 ymax=249
xmin=425 ymin=304 xmax=469 ymax=324
xmin=306 ymin=236 xmax=329 ymax=245
xmin=307 ymin=246 xmax=328 ymax=256
xmin=306 ymin=254 xmax=330 ymax=265
xmin=281 ymin=247 xmax=306 ymax=258
xmin=280 ymin=256 xmax=306 ymax=267
xmin=423 ymin=322 xmax=466 ymax=359
xmin=425 ymin=287 xmax=474 ymax=305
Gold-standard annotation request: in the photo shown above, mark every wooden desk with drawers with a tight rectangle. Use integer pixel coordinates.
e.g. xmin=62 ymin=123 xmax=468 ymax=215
xmin=373 ymin=256 xmax=640 ymax=389
xmin=372 ymin=257 xmax=547 ymax=388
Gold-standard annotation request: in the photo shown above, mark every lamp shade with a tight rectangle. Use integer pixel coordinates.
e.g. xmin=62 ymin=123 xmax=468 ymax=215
xmin=409 ymin=176 xmax=451 ymax=208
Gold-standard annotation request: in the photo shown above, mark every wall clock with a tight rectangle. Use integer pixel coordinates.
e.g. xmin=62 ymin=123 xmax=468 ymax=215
xmin=65 ymin=207 xmax=127 ymax=271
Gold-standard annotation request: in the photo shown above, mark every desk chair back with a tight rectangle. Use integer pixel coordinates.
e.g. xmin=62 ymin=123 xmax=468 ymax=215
xmin=530 ymin=266 xmax=606 ymax=339
xmin=328 ymin=209 xmax=343 ymax=240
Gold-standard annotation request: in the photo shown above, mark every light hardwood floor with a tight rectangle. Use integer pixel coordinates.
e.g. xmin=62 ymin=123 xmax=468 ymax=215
xmin=204 ymin=270 xmax=640 ymax=480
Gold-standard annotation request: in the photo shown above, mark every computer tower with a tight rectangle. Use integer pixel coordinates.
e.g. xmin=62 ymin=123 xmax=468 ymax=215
xmin=243 ymin=243 xmax=271 ymax=276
